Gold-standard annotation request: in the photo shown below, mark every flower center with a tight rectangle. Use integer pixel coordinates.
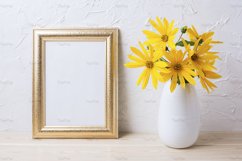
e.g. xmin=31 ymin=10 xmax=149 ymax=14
xmin=191 ymin=54 xmax=198 ymax=61
xmin=161 ymin=35 xmax=168 ymax=42
xmin=146 ymin=61 xmax=154 ymax=69
xmin=173 ymin=63 xmax=182 ymax=71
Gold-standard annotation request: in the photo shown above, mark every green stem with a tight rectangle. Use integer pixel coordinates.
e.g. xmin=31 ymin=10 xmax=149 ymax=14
xmin=176 ymin=33 xmax=183 ymax=43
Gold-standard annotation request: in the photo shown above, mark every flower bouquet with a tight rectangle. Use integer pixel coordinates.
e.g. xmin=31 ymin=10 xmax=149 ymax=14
xmin=124 ymin=17 xmax=222 ymax=148
xmin=125 ymin=17 xmax=222 ymax=93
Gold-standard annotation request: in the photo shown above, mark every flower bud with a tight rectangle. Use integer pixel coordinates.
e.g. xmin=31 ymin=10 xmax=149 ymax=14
xmin=181 ymin=26 xmax=187 ymax=33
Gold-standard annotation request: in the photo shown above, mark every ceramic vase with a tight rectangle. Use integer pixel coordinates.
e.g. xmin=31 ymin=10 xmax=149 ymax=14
xmin=158 ymin=81 xmax=200 ymax=148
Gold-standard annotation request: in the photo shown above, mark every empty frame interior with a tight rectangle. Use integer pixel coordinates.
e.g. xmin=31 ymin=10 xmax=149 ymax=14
xmin=33 ymin=29 xmax=118 ymax=138
xmin=45 ymin=41 xmax=106 ymax=127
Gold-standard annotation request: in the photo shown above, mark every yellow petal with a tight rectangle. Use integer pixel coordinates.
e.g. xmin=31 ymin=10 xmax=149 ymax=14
xmin=155 ymin=61 xmax=167 ymax=68
xmin=203 ymin=64 xmax=217 ymax=71
xmin=201 ymin=32 xmax=214 ymax=42
xmin=200 ymin=78 xmax=209 ymax=93
xmin=130 ymin=47 xmax=146 ymax=60
xmin=182 ymin=38 xmax=190 ymax=51
xmin=178 ymin=73 xmax=185 ymax=88
xmin=139 ymin=42 xmax=149 ymax=58
xmin=196 ymin=68 xmax=205 ymax=77
xmin=194 ymin=38 xmax=201 ymax=50
xmin=205 ymin=31 xmax=214 ymax=38
xmin=153 ymin=43 xmax=166 ymax=51
xmin=170 ymin=28 xmax=179 ymax=36
xmin=149 ymin=18 xmax=163 ymax=34
xmin=142 ymin=69 xmax=151 ymax=89
xmin=182 ymin=71 xmax=196 ymax=85
xmin=164 ymin=51 xmax=175 ymax=62
xmin=187 ymin=28 xmax=197 ymax=40
xmin=204 ymin=78 xmax=217 ymax=89
xmin=147 ymin=38 xmax=163 ymax=44
xmin=124 ymin=62 xmax=144 ymax=68
xmin=168 ymin=40 xmax=176 ymax=49
xmin=169 ymin=20 xmax=175 ymax=31
xmin=170 ymin=73 xmax=177 ymax=92
xmin=128 ymin=55 xmax=145 ymax=64
xmin=192 ymin=25 xmax=199 ymax=37
xmin=203 ymin=38 xmax=212 ymax=45
xmin=200 ymin=54 xmax=219 ymax=60
xmin=211 ymin=40 xmax=223 ymax=44
xmin=151 ymin=69 xmax=158 ymax=89
xmin=163 ymin=18 xmax=169 ymax=32
xmin=156 ymin=17 xmax=165 ymax=33
xmin=148 ymin=44 xmax=154 ymax=59
xmin=197 ymin=43 xmax=212 ymax=54
xmin=143 ymin=30 xmax=161 ymax=38
xmin=183 ymin=67 xmax=197 ymax=77
xmin=204 ymin=70 xmax=221 ymax=79
xmin=152 ymin=68 xmax=163 ymax=80
xmin=159 ymin=68 xmax=171 ymax=73
xmin=160 ymin=72 xmax=172 ymax=82
xmin=207 ymin=52 xmax=219 ymax=54
xmin=152 ymin=51 xmax=163 ymax=62
xmin=200 ymin=77 xmax=217 ymax=93
xmin=176 ymin=50 xmax=184 ymax=62
xmin=137 ymin=68 xmax=148 ymax=86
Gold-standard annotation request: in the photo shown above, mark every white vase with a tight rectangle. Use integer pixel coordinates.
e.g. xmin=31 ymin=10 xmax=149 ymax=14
xmin=158 ymin=81 xmax=200 ymax=148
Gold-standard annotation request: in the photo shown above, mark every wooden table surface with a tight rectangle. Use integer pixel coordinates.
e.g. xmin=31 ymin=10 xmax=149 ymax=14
xmin=0 ymin=132 xmax=242 ymax=161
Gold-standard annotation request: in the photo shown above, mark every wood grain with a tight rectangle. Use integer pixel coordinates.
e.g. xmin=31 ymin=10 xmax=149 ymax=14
xmin=0 ymin=132 xmax=242 ymax=161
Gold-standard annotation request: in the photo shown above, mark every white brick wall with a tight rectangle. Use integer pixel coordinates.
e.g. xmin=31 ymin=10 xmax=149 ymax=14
xmin=0 ymin=0 xmax=241 ymax=133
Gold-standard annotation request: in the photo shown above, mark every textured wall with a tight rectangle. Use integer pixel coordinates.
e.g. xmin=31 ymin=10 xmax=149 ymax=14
xmin=0 ymin=0 xmax=242 ymax=133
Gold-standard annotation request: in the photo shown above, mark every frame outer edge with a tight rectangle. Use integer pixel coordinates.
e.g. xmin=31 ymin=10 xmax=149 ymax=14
xmin=32 ymin=28 xmax=119 ymax=139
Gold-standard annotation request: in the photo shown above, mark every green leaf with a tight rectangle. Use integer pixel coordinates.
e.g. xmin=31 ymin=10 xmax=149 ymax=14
xmin=160 ymin=57 xmax=168 ymax=62
xmin=188 ymin=41 xmax=195 ymax=46
xmin=175 ymin=40 xmax=195 ymax=47
xmin=177 ymin=77 xmax=180 ymax=85
xmin=199 ymin=39 xmax=203 ymax=45
xmin=176 ymin=41 xmax=184 ymax=47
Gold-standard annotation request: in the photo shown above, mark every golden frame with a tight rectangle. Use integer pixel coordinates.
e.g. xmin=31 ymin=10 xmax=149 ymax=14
xmin=32 ymin=28 xmax=118 ymax=139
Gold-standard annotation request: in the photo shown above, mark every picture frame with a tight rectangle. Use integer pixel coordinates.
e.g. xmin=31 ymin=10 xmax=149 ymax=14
xmin=32 ymin=28 xmax=118 ymax=139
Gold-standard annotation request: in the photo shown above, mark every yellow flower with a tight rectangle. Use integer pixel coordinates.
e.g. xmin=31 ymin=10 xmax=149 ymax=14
xmin=187 ymin=25 xmax=222 ymax=44
xmin=143 ymin=17 xmax=179 ymax=50
xmin=182 ymin=38 xmax=220 ymax=77
xmin=200 ymin=70 xmax=221 ymax=93
xmin=124 ymin=42 xmax=168 ymax=89
xmin=183 ymin=38 xmax=222 ymax=93
xmin=160 ymin=50 xmax=196 ymax=92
